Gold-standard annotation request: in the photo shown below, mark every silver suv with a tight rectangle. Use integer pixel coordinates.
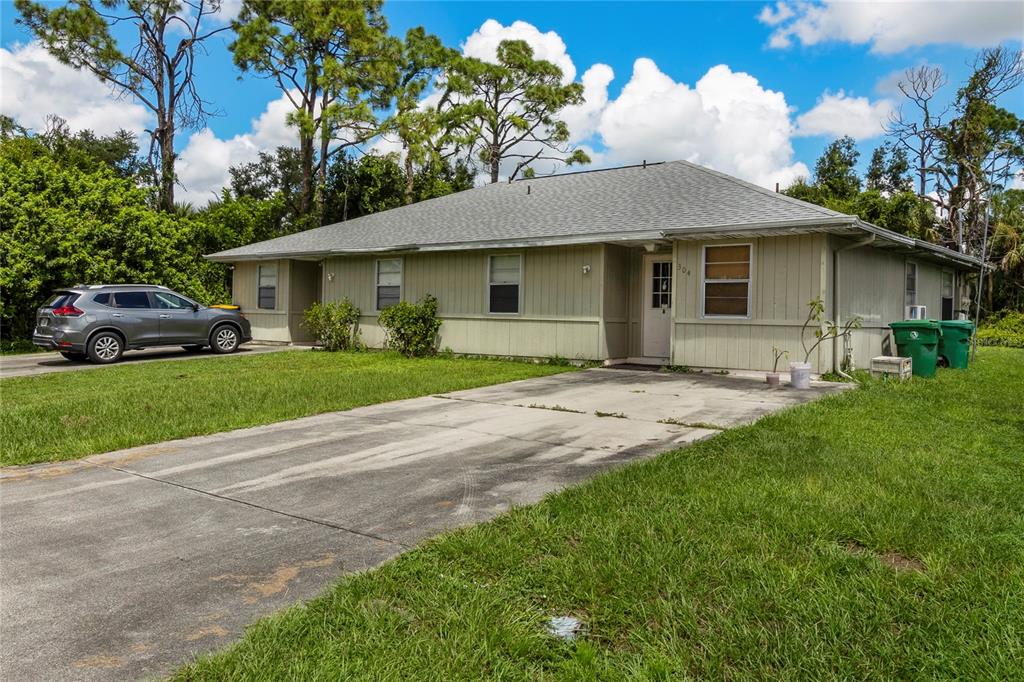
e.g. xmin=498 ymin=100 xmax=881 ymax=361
xmin=32 ymin=284 xmax=253 ymax=364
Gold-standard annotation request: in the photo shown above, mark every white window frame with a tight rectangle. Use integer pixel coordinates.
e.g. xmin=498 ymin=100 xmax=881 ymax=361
xmin=257 ymin=262 xmax=277 ymax=310
xmin=374 ymin=257 xmax=403 ymax=312
xmin=700 ymin=243 xmax=753 ymax=319
xmin=486 ymin=253 xmax=523 ymax=315
xmin=905 ymin=261 xmax=918 ymax=308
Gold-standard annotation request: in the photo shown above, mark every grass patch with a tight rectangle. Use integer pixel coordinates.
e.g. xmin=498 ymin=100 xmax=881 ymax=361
xmin=0 ymin=350 xmax=573 ymax=466
xmin=173 ymin=348 xmax=1024 ymax=680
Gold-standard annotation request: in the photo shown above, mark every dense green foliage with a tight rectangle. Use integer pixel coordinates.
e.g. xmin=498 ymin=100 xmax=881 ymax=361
xmin=0 ymin=135 xmax=228 ymax=339
xmin=784 ymin=137 xmax=938 ymax=240
xmin=977 ymin=310 xmax=1024 ymax=347
xmin=172 ymin=348 xmax=1024 ymax=679
xmin=303 ymin=299 xmax=362 ymax=351
xmin=0 ymin=350 xmax=573 ymax=466
xmin=376 ymin=294 xmax=442 ymax=357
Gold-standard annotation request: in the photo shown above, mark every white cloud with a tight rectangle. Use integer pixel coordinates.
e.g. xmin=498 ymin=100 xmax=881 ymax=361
xmin=176 ymin=92 xmax=298 ymax=205
xmin=462 ymin=18 xmax=577 ymax=83
xmin=455 ymin=21 xmax=810 ymax=188
xmin=0 ymin=41 xmax=151 ymax=136
xmin=795 ymin=90 xmax=893 ymax=139
xmin=562 ymin=63 xmax=615 ymax=142
xmin=593 ymin=60 xmax=810 ymax=188
xmin=759 ymin=1 xmax=1024 ymax=54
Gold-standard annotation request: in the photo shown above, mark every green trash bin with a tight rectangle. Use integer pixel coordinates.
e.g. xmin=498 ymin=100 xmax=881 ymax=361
xmin=889 ymin=320 xmax=942 ymax=378
xmin=938 ymin=320 xmax=974 ymax=369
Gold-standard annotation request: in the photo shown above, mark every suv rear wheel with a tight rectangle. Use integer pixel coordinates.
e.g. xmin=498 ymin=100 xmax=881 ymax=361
xmin=88 ymin=331 xmax=123 ymax=364
xmin=210 ymin=325 xmax=240 ymax=354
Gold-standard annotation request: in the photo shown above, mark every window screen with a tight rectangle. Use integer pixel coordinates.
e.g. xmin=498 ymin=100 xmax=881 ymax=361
xmin=113 ymin=291 xmax=151 ymax=309
xmin=905 ymin=262 xmax=917 ymax=308
xmin=703 ymin=245 xmax=751 ymax=317
xmin=376 ymin=259 xmax=402 ymax=310
xmin=489 ymin=255 xmax=521 ymax=314
xmin=258 ymin=264 xmax=277 ymax=310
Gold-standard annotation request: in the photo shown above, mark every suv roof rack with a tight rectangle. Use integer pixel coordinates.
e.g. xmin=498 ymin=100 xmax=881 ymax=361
xmin=74 ymin=283 xmax=170 ymax=290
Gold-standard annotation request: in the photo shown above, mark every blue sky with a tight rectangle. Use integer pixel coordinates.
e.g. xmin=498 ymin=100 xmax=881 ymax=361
xmin=2 ymin=1 xmax=1022 ymax=203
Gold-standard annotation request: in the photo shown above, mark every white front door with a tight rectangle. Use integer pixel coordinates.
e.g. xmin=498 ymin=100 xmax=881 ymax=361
xmin=642 ymin=255 xmax=672 ymax=358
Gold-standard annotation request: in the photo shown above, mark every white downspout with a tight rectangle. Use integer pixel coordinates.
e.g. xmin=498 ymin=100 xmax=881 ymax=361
xmin=833 ymin=235 xmax=876 ymax=378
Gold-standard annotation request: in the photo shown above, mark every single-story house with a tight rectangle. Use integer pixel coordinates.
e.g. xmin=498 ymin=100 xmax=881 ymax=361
xmin=207 ymin=160 xmax=981 ymax=373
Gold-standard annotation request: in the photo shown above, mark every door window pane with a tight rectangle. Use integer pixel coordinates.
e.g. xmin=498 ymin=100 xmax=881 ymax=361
xmin=154 ymin=292 xmax=191 ymax=309
xmin=703 ymin=244 xmax=751 ymax=317
xmin=376 ymin=259 xmax=402 ymax=310
xmin=650 ymin=261 xmax=672 ymax=308
xmin=489 ymin=255 xmax=521 ymax=313
xmin=113 ymin=291 xmax=151 ymax=309
xmin=258 ymin=264 xmax=277 ymax=310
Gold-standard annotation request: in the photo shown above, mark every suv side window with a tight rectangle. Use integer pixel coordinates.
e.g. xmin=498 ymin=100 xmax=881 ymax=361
xmin=93 ymin=293 xmax=111 ymax=306
xmin=112 ymin=291 xmax=153 ymax=309
xmin=153 ymin=292 xmax=193 ymax=309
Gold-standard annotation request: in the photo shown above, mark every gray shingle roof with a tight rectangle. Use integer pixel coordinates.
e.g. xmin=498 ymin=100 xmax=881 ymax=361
xmin=207 ymin=160 xmax=853 ymax=260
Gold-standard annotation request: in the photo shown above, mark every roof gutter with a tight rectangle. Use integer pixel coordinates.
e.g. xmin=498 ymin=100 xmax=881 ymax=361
xmin=659 ymin=215 xmax=858 ymax=238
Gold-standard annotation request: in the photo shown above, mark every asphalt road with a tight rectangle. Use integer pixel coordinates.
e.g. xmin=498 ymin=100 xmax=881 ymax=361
xmin=0 ymin=368 xmax=843 ymax=680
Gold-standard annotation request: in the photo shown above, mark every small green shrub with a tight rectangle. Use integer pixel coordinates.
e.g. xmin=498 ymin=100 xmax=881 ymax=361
xmin=377 ymin=294 xmax=442 ymax=357
xmin=303 ymin=299 xmax=361 ymax=351
xmin=977 ymin=310 xmax=1024 ymax=348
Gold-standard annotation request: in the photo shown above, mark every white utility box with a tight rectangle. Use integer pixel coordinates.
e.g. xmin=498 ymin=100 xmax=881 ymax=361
xmin=870 ymin=356 xmax=912 ymax=380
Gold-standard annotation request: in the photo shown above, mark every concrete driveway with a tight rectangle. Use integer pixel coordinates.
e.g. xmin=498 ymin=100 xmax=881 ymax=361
xmin=0 ymin=344 xmax=294 ymax=379
xmin=0 ymin=368 xmax=842 ymax=681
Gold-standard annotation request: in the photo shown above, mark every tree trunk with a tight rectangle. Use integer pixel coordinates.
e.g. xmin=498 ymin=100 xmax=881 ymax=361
xmin=404 ymin=150 xmax=415 ymax=205
xmin=158 ymin=126 xmax=175 ymax=212
xmin=298 ymin=134 xmax=315 ymax=218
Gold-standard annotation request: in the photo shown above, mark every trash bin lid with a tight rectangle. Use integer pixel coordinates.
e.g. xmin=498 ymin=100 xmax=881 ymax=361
xmin=938 ymin=319 xmax=974 ymax=330
xmin=889 ymin=320 xmax=940 ymax=330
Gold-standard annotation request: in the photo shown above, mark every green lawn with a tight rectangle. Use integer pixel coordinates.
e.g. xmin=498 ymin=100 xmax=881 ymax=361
xmin=174 ymin=348 xmax=1024 ymax=680
xmin=0 ymin=350 xmax=573 ymax=466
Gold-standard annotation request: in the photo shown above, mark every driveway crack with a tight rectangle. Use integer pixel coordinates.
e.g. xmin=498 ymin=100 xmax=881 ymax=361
xmin=90 ymin=462 xmax=411 ymax=549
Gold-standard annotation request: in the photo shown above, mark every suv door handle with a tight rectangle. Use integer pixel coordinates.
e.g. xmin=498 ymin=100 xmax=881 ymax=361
xmin=111 ymin=313 xmax=124 ymax=318
xmin=159 ymin=314 xmax=171 ymax=319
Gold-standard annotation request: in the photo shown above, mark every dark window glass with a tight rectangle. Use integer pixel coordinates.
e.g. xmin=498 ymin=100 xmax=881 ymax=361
xmin=113 ymin=291 xmax=151 ymax=309
xmin=258 ymin=264 xmax=277 ymax=310
xmin=93 ymin=293 xmax=110 ymax=306
xmin=376 ymin=286 xmax=401 ymax=310
xmin=489 ymin=284 xmax=519 ymax=313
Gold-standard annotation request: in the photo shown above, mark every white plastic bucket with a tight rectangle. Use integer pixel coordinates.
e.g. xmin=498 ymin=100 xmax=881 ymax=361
xmin=789 ymin=361 xmax=812 ymax=389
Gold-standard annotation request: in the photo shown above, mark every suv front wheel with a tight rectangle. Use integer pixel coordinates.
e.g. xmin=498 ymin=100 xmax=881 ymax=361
xmin=88 ymin=331 xmax=124 ymax=364
xmin=210 ymin=325 xmax=240 ymax=354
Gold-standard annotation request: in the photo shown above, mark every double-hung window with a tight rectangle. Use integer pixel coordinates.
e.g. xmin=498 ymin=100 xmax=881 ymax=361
xmin=488 ymin=254 xmax=521 ymax=314
xmin=702 ymin=244 xmax=751 ymax=317
xmin=905 ymin=262 xmax=918 ymax=308
xmin=376 ymin=258 xmax=402 ymax=310
xmin=258 ymin=263 xmax=277 ymax=310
